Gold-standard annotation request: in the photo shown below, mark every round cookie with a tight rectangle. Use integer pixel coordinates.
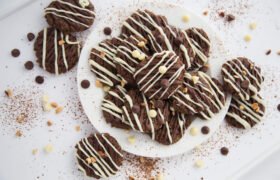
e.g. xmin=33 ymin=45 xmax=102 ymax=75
xmin=134 ymin=51 xmax=185 ymax=100
xmin=115 ymin=35 xmax=150 ymax=86
xmin=121 ymin=89 xmax=167 ymax=137
xmin=150 ymin=26 xmax=195 ymax=70
xmin=186 ymin=28 xmax=211 ymax=70
xmin=75 ymin=133 xmax=123 ymax=179
xmin=89 ymin=37 xmax=124 ymax=87
xmin=45 ymin=0 xmax=95 ymax=33
xmin=221 ymin=57 xmax=264 ymax=101
xmin=102 ymin=86 xmax=131 ymax=130
xmin=226 ymin=95 xmax=265 ymax=129
xmin=153 ymin=112 xmax=188 ymax=145
xmin=34 ymin=27 xmax=81 ymax=75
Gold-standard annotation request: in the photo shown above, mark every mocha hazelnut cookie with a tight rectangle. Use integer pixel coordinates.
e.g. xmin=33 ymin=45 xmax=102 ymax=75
xmin=45 ymin=0 xmax=95 ymax=33
xmin=34 ymin=27 xmax=81 ymax=75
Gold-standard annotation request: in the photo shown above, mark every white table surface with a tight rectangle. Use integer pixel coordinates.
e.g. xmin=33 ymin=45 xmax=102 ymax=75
xmin=0 ymin=0 xmax=280 ymax=180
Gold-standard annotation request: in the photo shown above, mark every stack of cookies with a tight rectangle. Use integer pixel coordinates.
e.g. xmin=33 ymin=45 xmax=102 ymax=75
xmin=89 ymin=9 xmax=227 ymax=145
xmin=34 ymin=0 xmax=96 ymax=75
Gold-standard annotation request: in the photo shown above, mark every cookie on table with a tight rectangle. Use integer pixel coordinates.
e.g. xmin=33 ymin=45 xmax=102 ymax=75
xmin=134 ymin=51 xmax=185 ymax=100
xmin=89 ymin=37 xmax=124 ymax=87
xmin=153 ymin=112 xmax=189 ymax=145
xmin=150 ymin=26 xmax=195 ymax=70
xmin=226 ymin=95 xmax=265 ymax=129
xmin=45 ymin=0 xmax=95 ymax=33
xmin=122 ymin=9 xmax=168 ymax=44
xmin=115 ymin=35 xmax=150 ymax=86
xmin=185 ymin=28 xmax=211 ymax=70
xmin=102 ymin=86 xmax=131 ymax=130
xmin=34 ymin=27 xmax=81 ymax=75
xmin=221 ymin=57 xmax=264 ymax=101
xmin=75 ymin=133 xmax=123 ymax=179
xmin=122 ymin=89 xmax=167 ymax=136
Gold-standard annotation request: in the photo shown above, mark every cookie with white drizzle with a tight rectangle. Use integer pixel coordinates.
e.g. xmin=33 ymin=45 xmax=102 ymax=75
xmin=115 ymin=35 xmax=150 ymax=86
xmin=89 ymin=37 xmax=124 ymax=87
xmin=153 ymin=110 xmax=190 ymax=145
xmin=102 ymin=86 xmax=131 ymax=130
xmin=134 ymin=51 xmax=185 ymax=100
xmin=197 ymin=72 xmax=226 ymax=120
xmin=226 ymin=94 xmax=265 ymax=129
xmin=75 ymin=133 xmax=123 ymax=179
xmin=185 ymin=28 xmax=211 ymax=70
xmin=150 ymin=26 xmax=195 ymax=70
xmin=122 ymin=89 xmax=167 ymax=138
xmin=122 ymin=9 xmax=168 ymax=50
xmin=221 ymin=57 xmax=264 ymax=101
xmin=34 ymin=27 xmax=81 ymax=75
xmin=45 ymin=0 xmax=95 ymax=33
xmin=171 ymin=72 xmax=211 ymax=115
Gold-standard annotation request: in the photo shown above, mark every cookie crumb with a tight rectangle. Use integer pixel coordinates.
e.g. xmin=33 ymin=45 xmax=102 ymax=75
xmin=190 ymin=127 xmax=199 ymax=136
xmin=249 ymin=22 xmax=257 ymax=30
xmin=32 ymin=149 xmax=38 ymax=155
xmin=138 ymin=41 xmax=146 ymax=48
xmin=156 ymin=172 xmax=164 ymax=180
xmin=182 ymin=15 xmax=190 ymax=22
xmin=43 ymin=103 xmax=52 ymax=112
xmin=266 ymin=49 xmax=271 ymax=55
xmin=194 ymin=159 xmax=204 ymax=168
xmin=132 ymin=50 xmax=141 ymax=58
xmin=128 ymin=135 xmax=136 ymax=144
xmin=44 ymin=144 xmax=53 ymax=153
xmin=4 ymin=88 xmax=13 ymax=98
xmin=244 ymin=35 xmax=252 ymax=42
xmin=103 ymin=86 xmax=111 ymax=92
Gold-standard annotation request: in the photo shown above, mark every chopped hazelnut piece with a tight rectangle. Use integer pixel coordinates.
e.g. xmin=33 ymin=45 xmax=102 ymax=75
xmin=103 ymin=86 xmax=111 ymax=92
xmin=244 ymin=34 xmax=252 ymax=42
xmin=98 ymin=151 xmax=107 ymax=158
xmin=75 ymin=125 xmax=81 ymax=132
xmin=100 ymin=51 xmax=106 ymax=58
xmin=16 ymin=114 xmax=26 ymax=124
xmin=58 ymin=40 xmax=65 ymax=45
xmin=32 ymin=149 xmax=38 ymax=155
xmin=138 ymin=53 xmax=146 ymax=61
xmin=95 ymin=80 xmax=103 ymax=88
xmin=137 ymin=41 xmax=146 ymax=47
xmin=4 ymin=89 xmax=13 ymax=97
xmin=132 ymin=50 xmax=141 ymax=58
xmin=203 ymin=11 xmax=208 ymax=16
xmin=277 ymin=51 xmax=280 ymax=56
xmin=242 ymin=70 xmax=247 ymax=76
xmin=149 ymin=109 xmax=157 ymax=118
xmin=44 ymin=144 xmax=53 ymax=153
xmin=128 ymin=135 xmax=136 ymax=144
xmin=129 ymin=176 xmax=135 ymax=180
xmin=86 ymin=157 xmax=96 ymax=164
xmin=251 ymin=103 xmax=260 ymax=112
xmin=190 ymin=127 xmax=199 ymax=136
xmin=50 ymin=102 xmax=58 ymax=108
xmin=239 ymin=105 xmax=245 ymax=110
xmin=15 ymin=130 xmax=22 ymax=137
xmin=194 ymin=159 xmax=204 ymax=168
xmin=55 ymin=106 xmax=64 ymax=114
xmin=156 ymin=173 xmax=164 ymax=180
xmin=43 ymin=103 xmax=52 ymax=112
xmin=182 ymin=15 xmax=190 ymax=22
xmin=47 ymin=120 xmax=53 ymax=126
xmin=121 ymin=79 xmax=127 ymax=87
xmin=192 ymin=76 xmax=200 ymax=84
xmin=249 ymin=22 xmax=257 ymax=30
xmin=182 ymin=87 xmax=188 ymax=94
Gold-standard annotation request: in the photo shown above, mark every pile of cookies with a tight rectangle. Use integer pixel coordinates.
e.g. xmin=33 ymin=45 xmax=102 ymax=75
xmin=34 ymin=0 xmax=96 ymax=75
xmin=89 ymin=9 xmax=227 ymax=146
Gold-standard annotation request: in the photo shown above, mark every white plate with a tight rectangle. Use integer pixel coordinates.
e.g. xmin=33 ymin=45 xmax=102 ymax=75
xmin=77 ymin=0 xmax=231 ymax=158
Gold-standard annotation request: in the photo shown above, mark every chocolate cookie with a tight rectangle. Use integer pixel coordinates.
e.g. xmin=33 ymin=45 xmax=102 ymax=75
xmin=34 ymin=27 xmax=81 ymax=75
xmin=45 ymin=0 xmax=95 ymax=33
xmin=122 ymin=9 xmax=168 ymax=46
xmin=226 ymin=95 xmax=265 ymax=129
xmin=153 ymin=112 xmax=188 ymax=145
xmin=122 ymin=89 xmax=167 ymax=137
xmin=134 ymin=51 xmax=185 ymax=100
xmin=186 ymin=28 xmax=211 ymax=70
xmin=89 ymin=37 xmax=124 ymax=87
xmin=115 ymin=35 xmax=150 ymax=86
xmin=149 ymin=26 xmax=195 ymax=70
xmin=221 ymin=57 xmax=264 ymax=101
xmin=75 ymin=133 xmax=123 ymax=179
xmin=102 ymin=86 xmax=131 ymax=130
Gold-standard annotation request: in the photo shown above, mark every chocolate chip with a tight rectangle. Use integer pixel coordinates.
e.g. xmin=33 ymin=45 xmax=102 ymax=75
xmin=277 ymin=104 xmax=280 ymax=112
xmin=174 ymin=37 xmax=182 ymax=46
xmin=219 ymin=11 xmax=225 ymax=18
xmin=27 ymin=33 xmax=35 ymax=41
xmin=201 ymin=126 xmax=210 ymax=134
xmin=241 ymin=80 xmax=249 ymax=89
xmin=103 ymin=27 xmax=112 ymax=36
xmin=220 ymin=147 xmax=229 ymax=156
xmin=24 ymin=61 xmax=34 ymax=70
xmin=11 ymin=49 xmax=20 ymax=57
xmin=226 ymin=14 xmax=235 ymax=22
xmin=155 ymin=100 xmax=164 ymax=109
xmin=160 ymin=79 xmax=169 ymax=88
xmin=81 ymin=80 xmax=90 ymax=89
xmin=266 ymin=49 xmax=271 ymax=55
xmin=35 ymin=76 xmax=44 ymax=84
xmin=132 ymin=105 xmax=140 ymax=114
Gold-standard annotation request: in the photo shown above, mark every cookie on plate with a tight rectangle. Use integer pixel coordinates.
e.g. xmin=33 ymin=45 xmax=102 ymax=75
xmin=226 ymin=95 xmax=265 ymax=129
xmin=153 ymin=112 xmax=189 ymax=145
xmin=75 ymin=133 xmax=123 ymax=179
xmin=34 ymin=27 xmax=81 ymax=75
xmin=186 ymin=28 xmax=211 ymax=70
xmin=122 ymin=89 xmax=167 ymax=136
xmin=221 ymin=57 xmax=264 ymax=101
xmin=134 ymin=51 xmax=185 ymax=100
xmin=115 ymin=35 xmax=150 ymax=86
xmin=89 ymin=37 xmax=124 ymax=87
xmin=102 ymin=86 xmax=131 ymax=130
xmin=45 ymin=0 xmax=95 ymax=33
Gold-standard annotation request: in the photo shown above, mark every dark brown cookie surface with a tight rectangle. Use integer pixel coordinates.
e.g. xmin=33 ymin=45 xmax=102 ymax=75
xmin=122 ymin=89 xmax=167 ymax=135
xmin=102 ymin=86 xmax=131 ymax=130
xmin=34 ymin=27 xmax=81 ymax=75
xmin=45 ymin=0 xmax=95 ymax=33
xmin=226 ymin=95 xmax=265 ymax=129
xmin=221 ymin=57 xmax=264 ymax=101
xmin=134 ymin=51 xmax=185 ymax=100
xmin=89 ymin=37 xmax=124 ymax=87
xmin=75 ymin=133 xmax=123 ymax=179
xmin=115 ymin=35 xmax=150 ymax=86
